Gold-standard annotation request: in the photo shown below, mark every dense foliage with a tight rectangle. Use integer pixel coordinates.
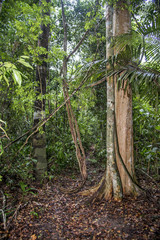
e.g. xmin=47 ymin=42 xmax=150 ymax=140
xmin=0 ymin=0 xmax=159 ymax=187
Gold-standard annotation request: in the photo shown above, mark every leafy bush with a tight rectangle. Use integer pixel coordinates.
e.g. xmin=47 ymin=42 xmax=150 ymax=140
xmin=133 ymin=96 xmax=160 ymax=178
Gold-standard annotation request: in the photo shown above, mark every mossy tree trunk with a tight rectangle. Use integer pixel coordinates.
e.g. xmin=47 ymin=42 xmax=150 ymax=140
xmin=33 ymin=0 xmax=50 ymax=179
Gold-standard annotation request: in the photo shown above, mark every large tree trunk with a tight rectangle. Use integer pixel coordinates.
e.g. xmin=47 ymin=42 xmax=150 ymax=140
xmin=81 ymin=1 xmax=139 ymax=202
xmin=103 ymin=3 xmax=122 ymax=201
xmin=81 ymin=3 xmax=122 ymax=202
xmin=33 ymin=0 xmax=50 ymax=179
xmin=113 ymin=0 xmax=138 ymax=195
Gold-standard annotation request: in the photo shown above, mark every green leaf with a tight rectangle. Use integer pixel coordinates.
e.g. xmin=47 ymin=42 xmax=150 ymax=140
xmin=3 ymin=75 xmax=9 ymax=86
xmin=12 ymin=69 xmax=22 ymax=86
xmin=19 ymin=181 xmax=27 ymax=192
xmin=3 ymin=62 xmax=14 ymax=68
xmin=17 ymin=59 xmax=33 ymax=69
xmin=20 ymin=56 xmax=30 ymax=59
xmin=88 ymin=158 xmax=97 ymax=163
xmin=155 ymin=126 xmax=160 ymax=131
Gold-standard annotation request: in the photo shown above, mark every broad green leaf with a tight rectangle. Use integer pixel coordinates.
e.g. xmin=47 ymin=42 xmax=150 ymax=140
xmin=3 ymin=62 xmax=14 ymax=68
xmin=18 ymin=59 xmax=33 ymax=69
xmin=20 ymin=56 xmax=30 ymax=59
xmin=12 ymin=69 xmax=22 ymax=86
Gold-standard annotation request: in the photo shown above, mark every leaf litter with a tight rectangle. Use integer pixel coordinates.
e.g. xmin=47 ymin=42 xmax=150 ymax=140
xmin=0 ymin=163 xmax=159 ymax=240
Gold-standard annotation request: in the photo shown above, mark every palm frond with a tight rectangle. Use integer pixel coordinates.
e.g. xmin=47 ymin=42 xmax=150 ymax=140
xmin=107 ymin=63 xmax=160 ymax=101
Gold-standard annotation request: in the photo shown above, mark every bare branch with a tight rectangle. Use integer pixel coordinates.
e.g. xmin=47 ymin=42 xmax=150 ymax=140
xmin=86 ymin=77 xmax=106 ymax=88
xmin=66 ymin=30 xmax=89 ymax=61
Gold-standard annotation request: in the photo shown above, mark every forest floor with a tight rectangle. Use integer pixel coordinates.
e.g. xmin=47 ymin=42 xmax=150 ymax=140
xmin=0 ymin=162 xmax=160 ymax=240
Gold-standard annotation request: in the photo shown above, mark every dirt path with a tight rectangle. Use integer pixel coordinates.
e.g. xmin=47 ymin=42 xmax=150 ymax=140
xmin=1 ymin=166 xmax=160 ymax=239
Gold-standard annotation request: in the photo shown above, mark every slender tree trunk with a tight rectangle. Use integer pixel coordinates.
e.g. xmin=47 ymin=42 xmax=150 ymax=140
xmin=61 ymin=0 xmax=87 ymax=182
xmin=33 ymin=0 xmax=50 ymax=179
xmin=113 ymin=0 xmax=138 ymax=195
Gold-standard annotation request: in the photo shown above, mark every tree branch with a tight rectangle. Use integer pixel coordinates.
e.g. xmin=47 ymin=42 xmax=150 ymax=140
xmin=66 ymin=30 xmax=89 ymax=61
xmin=86 ymin=77 xmax=106 ymax=88
xmin=18 ymin=63 xmax=94 ymax=152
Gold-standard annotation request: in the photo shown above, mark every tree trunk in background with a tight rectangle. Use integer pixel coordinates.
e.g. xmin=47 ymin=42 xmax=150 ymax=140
xmin=33 ymin=0 xmax=50 ymax=179
xmin=61 ymin=0 xmax=87 ymax=182
xmin=113 ymin=0 xmax=138 ymax=195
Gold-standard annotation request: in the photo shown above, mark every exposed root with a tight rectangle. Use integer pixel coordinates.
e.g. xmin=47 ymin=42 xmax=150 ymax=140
xmin=79 ymin=176 xmax=105 ymax=196
xmin=86 ymin=178 xmax=106 ymax=204
xmin=59 ymin=179 xmax=86 ymax=194
xmin=79 ymin=168 xmax=123 ymax=204
xmin=78 ymin=175 xmax=113 ymax=204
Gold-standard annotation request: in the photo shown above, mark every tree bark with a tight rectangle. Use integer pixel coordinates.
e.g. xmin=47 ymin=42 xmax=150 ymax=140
xmin=81 ymin=3 xmax=122 ymax=202
xmin=33 ymin=0 xmax=50 ymax=179
xmin=113 ymin=0 xmax=138 ymax=195
xmin=103 ymin=3 xmax=122 ymax=201
xmin=80 ymin=1 xmax=139 ymax=202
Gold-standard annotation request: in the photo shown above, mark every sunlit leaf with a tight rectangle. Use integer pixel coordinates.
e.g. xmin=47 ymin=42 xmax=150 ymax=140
xmin=18 ymin=59 xmax=33 ymax=69
xmin=12 ymin=69 xmax=22 ymax=86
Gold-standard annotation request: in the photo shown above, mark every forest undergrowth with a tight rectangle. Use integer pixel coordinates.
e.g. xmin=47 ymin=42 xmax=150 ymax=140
xmin=0 ymin=161 xmax=159 ymax=240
